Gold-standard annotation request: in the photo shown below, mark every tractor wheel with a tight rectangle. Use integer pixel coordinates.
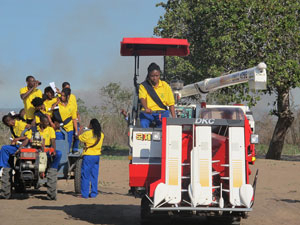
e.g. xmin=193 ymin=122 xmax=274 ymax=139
xmin=46 ymin=168 xmax=57 ymax=200
xmin=140 ymin=195 xmax=152 ymax=225
xmin=0 ymin=168 xmax=12 ymax=199
xmin=74 ymin=158 xmax=82 ymax=194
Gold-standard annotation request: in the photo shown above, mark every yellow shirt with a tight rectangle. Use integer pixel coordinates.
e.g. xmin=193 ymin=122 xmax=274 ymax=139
xmin=58 ymin=102 xmax=77 ymax=132
xmin=12 ymin=120 xmax=32 ymax=139
xmin=36 ymin=126 xmax=56 ymax=146
xmin=79 ymin=130 xmax=104 ymax=156
xmin=44 ymin=98 xmax=58 ymax=116
xmin=139 ymin=80 xmax=175 ymax=111
xmin=19 ymin=87 xmax=43 ymax=120
xmin=34 ymin=109 xmax=47 ymax=124
xmin=69 ymin=94 xmax=78 ymax=113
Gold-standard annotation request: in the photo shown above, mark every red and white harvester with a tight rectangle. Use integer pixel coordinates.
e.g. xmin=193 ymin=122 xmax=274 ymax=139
xmin=120 ymin=38 xmax=267 ymax=224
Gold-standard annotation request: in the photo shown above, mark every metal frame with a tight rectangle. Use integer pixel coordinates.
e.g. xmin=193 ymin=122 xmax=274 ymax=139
xmin=151 ymin=207 xmax=252 ymax=212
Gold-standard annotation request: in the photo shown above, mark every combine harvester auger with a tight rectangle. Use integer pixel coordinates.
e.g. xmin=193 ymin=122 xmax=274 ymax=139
xmin=120 ymin=37 xmax=266 ymax=225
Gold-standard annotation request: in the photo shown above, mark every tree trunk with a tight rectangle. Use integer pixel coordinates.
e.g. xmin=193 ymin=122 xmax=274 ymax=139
xmin=266 ymin=90 xmax=294 ymax=160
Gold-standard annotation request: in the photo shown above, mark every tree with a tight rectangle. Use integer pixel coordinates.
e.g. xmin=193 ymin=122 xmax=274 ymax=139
xmin=100 ymin=82 xmax=133 ymax=114
xmin=154 ymin=0 xmax=300 ymax=160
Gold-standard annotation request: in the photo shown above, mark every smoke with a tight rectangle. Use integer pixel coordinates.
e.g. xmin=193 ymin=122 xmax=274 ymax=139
xmin=0 ymin=1 xmax=166 ymax=108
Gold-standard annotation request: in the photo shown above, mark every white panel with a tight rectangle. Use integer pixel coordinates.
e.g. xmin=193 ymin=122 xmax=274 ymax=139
xmin=165 ymin=125 xmax=182 ymax=204
xmin=189 ymin=126 xmax=212 ymax=206
xmin=132 ymin=131 xmax=162 ymax=164
xmin=229 ymin=127 xmax=246 ymax=206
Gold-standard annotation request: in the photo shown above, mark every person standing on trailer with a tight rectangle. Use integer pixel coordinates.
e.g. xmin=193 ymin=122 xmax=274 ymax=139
xmin=139 ymin=62 xmax=176 ymax=128
xmin=20 ymin=75 xmax=43 ymax=124
xmin=53 ymin=88 xmax=78 ymax=151
xmin=31 ymin=97 xmax=47 ymax=127
xmin=56 ymin=82 xmax=80 ymax=153
xmin=43 ymin=86 xmax=58 ymax=117
xmin=78 ymin=118 xmax=104 ymax=198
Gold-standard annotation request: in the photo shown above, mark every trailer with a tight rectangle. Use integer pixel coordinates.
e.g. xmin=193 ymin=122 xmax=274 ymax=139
xmin=120 ymin=37 xmax=266 ymax=224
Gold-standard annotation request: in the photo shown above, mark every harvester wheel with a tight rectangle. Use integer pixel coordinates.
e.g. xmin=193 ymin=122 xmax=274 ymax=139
xmin=230 ymin=216 xmax=241 ymax=225
xmin=0 ymin=168 xmax=12 ymax=199
xmin=140 ymin=196 xmax=152 ymax=225
xmin=46 ymin=168 xmax=57 ymax=200
xmin=74 ymin=158 xmax=82 ymax=194
xmin=207 ymin=216 xmax=241 ymax=225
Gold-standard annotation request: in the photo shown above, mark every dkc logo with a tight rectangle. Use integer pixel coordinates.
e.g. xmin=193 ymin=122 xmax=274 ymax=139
xmin=195 ymin=118 xmax=215 ymax=125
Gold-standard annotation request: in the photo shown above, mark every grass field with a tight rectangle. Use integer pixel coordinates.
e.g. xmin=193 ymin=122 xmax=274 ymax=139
xmin=101 ymin=144 xmax=300 ymax=160
xmin=255 ymin=144 xmax=300 ymax=156
xmin=101 ymin=145 xmax=129 ymax=160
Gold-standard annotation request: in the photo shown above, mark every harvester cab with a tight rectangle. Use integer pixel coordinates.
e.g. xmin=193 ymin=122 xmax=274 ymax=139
xmin=120 ymin=37 xmax=267 ymax=224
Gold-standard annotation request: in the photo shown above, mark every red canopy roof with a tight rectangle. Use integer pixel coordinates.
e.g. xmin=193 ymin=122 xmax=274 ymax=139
xmin=120 ymin=37 xmax=190 ymax=56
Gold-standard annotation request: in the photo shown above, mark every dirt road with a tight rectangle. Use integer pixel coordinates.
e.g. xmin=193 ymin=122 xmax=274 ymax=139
xmin=0 ymin=159 xmax=299 ymax=225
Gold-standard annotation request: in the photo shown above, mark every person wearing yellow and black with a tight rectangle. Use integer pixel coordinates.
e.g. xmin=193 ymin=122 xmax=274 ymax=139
xmin=20 ymin=75 xmax=43 ymax=124
xmin=139 ymin=62 xmax=176 ymax=128
xmin=31 ymin=97 xmax=47 ymax=127
xmin=56 ymin=82 xmax=80 ymax=152
xmin=33 ymin=115 xmax=62 ymax=200
xmin=0 ymin=114 xmax=32 ymax=169
xmin=62 ymin=82 xmax=80 ymax=152
xmin=43 ymin=86 xmax=58 ymax=117
xmin=52 ymin=88 xmax=78 ymax=151
xmin=78 ymin=118 xmax=104 ymax=198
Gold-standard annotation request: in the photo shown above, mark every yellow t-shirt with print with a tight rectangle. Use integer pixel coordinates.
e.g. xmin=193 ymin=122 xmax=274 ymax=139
xmin=19 ymin=87 xmax=43 ymax=120
xmin=37 ymin=126 xmax=56 ymax=146
xmin=139 ymin=80 xmax=175 ymax=111
xmin=12 ymin=119 xmax=32 ymax=139
xmin=58 ymin=102 xmax=77 ymax=132
xmin=79 ymin=130 xmax=104 ymax=156
xmin=44 ymin=98 xmax=58 ymax=116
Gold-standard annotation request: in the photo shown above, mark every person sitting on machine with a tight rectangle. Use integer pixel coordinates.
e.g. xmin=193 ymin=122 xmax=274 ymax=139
xmin=138 ymin=62 xmax=176 ymax=128
xmin=31 ymin=115 xmax=62 ymax=200
xmin=0 ymin=114 xmax=32 ymax=169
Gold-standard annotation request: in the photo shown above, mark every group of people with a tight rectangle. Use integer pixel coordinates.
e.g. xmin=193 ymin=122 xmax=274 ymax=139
xmin=1 ymin=62 xmax=175 ymax=200
xmin=0 ymin=76 xmax=104 ymax=199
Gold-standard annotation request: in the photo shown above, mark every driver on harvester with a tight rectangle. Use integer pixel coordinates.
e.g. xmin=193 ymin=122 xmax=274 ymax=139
xmin=138 ymin=62 xmax=176 ymax=128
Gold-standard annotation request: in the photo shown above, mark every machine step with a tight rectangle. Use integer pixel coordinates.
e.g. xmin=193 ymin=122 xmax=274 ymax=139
xmin=212 ymin=171 xmax=220 ymax=176
xmin=221 ymin=164 xmax=229 ymax=167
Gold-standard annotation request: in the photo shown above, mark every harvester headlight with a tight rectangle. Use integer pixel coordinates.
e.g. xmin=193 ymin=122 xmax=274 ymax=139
xmin=20 ymin=152 xmax=37 ymax=159
xmin=250 ymin=134 xmax=259 ymax=144
xmin=152 ymin=132 xmax=161 ymax=141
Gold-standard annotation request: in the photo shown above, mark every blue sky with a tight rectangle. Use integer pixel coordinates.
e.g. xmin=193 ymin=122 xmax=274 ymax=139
xmin=0 ymin=0 xmax=166 ymax=108
xmin=1 ymin=0 xmax=298 ymax=116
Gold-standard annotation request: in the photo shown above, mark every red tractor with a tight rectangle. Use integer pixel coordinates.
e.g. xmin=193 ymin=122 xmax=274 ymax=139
xmin=120 ymin=38 xmax=266 ymax=224
xmin=1 ymin=128 xmax=82 ymax=199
